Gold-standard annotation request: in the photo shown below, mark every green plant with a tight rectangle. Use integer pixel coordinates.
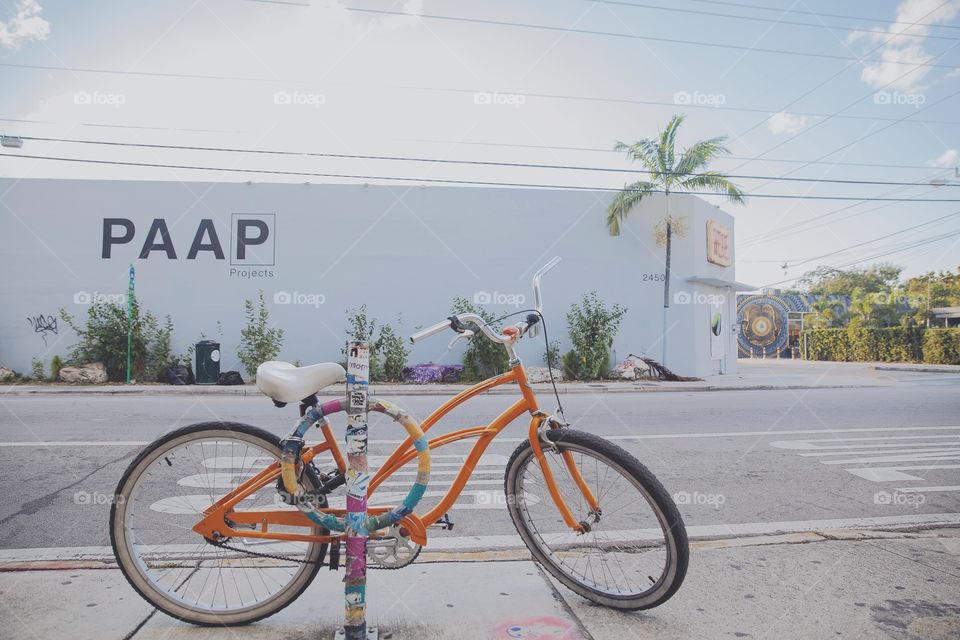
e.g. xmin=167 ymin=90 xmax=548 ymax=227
xmin=923 ymin=328 xmax=960 ymax=365
xmin=376 ymin=322 xmax=409 ymax=382
xmin=31 ymin=358 xmax=44 ymax=380
xmin=146 ymin=316 xmax=175 ymax=382
xmin=564 ymin=292 xmax=626 ymax=381
xmin=451 ymin=297 xmax=509 ymax=381
xmin=60 ymin=296 xmax=161 ymax=382
xmin=50 ymin=355 xmax=64 ymax=381
xmin=342 ymin=305 xmax=384 ymax=381
xmin=607 ymin=114 xmax=744 ymax=365
xmin=238 ymin=291 xmax=285 ymax=378
xmin=544 ymin=339 xmax=562 ymax=369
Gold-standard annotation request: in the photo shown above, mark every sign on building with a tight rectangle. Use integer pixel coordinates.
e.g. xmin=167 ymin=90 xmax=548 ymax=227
xmin=707 ymin=219 xmax=731 ymax=267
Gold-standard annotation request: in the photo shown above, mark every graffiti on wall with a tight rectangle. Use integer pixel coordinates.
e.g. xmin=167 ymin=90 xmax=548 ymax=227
xmin=27 ymin=313 xmax=59 ymax=346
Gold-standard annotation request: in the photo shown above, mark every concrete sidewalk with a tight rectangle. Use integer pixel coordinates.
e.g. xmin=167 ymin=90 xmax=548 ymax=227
xmin=2 ymin=527 xmax=958 ymax=639
xmin=1 ymin=360 xmax=934 ymax=397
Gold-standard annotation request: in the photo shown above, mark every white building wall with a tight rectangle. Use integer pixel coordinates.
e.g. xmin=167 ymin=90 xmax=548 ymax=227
xmin=0 ymin=179 xmax=742 ymax=378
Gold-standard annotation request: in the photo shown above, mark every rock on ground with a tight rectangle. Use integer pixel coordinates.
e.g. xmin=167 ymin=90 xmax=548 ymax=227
xmin=59 ymin=362 xmax=108 ymax=384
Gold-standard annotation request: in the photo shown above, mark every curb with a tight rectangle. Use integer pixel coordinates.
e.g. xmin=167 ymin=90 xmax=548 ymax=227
xmin=0 ymin=382 xmax=884 ymax=397
xmin=872 ymin=365 xmax=960 ymax=374
xmin=3 ymin=526 xmax=956 ymax=572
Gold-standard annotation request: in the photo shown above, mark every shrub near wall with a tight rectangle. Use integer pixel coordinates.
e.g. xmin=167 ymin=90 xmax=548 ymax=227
xmin=923 ymin=328 xmax=960 ymax=365
xmin=803 ymin=327 xmax=959 ymax=364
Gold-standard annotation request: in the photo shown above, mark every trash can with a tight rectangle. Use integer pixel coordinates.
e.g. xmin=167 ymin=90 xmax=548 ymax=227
xmin=195 ymin=340 xmax=221 ymax=385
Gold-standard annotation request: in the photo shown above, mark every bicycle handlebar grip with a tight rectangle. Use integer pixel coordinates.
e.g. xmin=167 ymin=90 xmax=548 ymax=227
xmin=409 ymin=320 xmax=452 ymax=344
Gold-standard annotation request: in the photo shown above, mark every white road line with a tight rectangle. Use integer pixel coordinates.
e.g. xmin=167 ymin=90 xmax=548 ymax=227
xmin=792 ymin=442 xmax=960 ymax=452
xmin=822 ymin=454 xmax=960 ymax=465
xmin=770 ymin=434 xmax=960 ymax=449
xmin=895 ymin=485 xmax=960 ymax=493
xmin=5 ymin=425 xmax=960 ymax=448
xmin=801 ymin=447 xmax=960 ymax=457
xmin=845 ymin=468 xmax=924 ymax=482
xmin=883 ymin=464 xmax=960 ymax=472
xmin=5 ymin=513 xmax=959 ymax=560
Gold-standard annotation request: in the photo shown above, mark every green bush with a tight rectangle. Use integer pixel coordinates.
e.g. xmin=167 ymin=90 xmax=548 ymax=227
xmin=31 ymin=358 xmax=44 ymax=380
xmin=451 ymin=297 xmax=509 ymax=381
xmin=238 ymin=291 xmax=285 ymax=377
xmin=802 ymin=326 xmax=957 ymax=364
xmin=60 ymin=296 xmax=164 ymax=382
xmin=564 ymin=292 xmax=626 ymax=381
xmin=146 ymin=316 xmax=175 ymax=382
xmin=342 ymin=306 xmax=409 ymax=382
xmin=376 ymin=322 xmax=409 ymax=382
xmin=923 ymin=328 xmax=960 ymax=364
xmin=50 ymin=355 xmax=65 ymax=381
xmin=544 ymin=339 xmax=561 ymax=370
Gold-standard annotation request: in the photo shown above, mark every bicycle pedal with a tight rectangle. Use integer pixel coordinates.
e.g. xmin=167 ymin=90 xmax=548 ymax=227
xmin=430 ymin=512 xmax=455 ymax=531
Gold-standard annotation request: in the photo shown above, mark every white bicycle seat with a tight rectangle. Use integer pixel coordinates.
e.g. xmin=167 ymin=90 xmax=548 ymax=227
xmin=256 ymin=361 xmax=346 ymax=403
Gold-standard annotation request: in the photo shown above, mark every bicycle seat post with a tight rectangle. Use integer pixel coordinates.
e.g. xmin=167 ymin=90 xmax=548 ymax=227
xmin=339 ymin=340 xmax=377 ymax=640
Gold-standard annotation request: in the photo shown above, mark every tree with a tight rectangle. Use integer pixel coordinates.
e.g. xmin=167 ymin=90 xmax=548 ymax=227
xmin=810 ymin=297 xmax=840 ymax=328
xmin=237 ymin=291 xmax=284 ymax=378
xmin=607 ymin=114 xmax=744 ymax=366
xmin=796 ymin=264 xmax=902 ymax=296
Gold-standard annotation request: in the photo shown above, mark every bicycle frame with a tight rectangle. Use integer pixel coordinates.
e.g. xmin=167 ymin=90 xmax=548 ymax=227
xmin=193 ymin=360 xmax=598 ymax=546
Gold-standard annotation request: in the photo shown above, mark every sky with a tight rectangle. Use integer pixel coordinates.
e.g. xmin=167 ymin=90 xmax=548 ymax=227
xmin=1 ymin=0 xmax=959 ymax=290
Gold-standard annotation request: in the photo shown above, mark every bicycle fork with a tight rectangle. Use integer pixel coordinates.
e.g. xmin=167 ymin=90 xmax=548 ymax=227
xmin=527 ymin=414 xmax=601 ymax=534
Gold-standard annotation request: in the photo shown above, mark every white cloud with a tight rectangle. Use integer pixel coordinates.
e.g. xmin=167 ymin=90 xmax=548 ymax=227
xmin=928 ymin=149 xmax=959 ymax=168
xmin=0 ymin=0 xmax=50 ymax=49
xmin=856 ymin=0 xmax=960 ymax=93
xmin=766 ymin=111 xmax=811 ymax=135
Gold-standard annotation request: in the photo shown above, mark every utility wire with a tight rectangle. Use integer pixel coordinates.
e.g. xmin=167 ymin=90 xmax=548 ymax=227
xmin=779 ymin=209 xmax=960 ymax=267
xmin=343 ymin=7 xmax=960 ymax=70
xmin=683 ymin=0 xmax=960 ymax=31
xmin=10 ymin=134 xmax=960 ymax=189
xmin=586 ymin=0 xmax=960 ymax=41
xmin=4 ymin=151 xmax=960 ymax=202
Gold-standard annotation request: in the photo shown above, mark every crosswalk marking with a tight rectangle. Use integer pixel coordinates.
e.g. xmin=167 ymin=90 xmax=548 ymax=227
xmin=769 ymin=428 xmax=960 ymax=495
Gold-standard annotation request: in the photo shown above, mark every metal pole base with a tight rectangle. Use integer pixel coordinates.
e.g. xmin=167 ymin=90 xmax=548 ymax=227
xmin=334 ymin=625 xmax=378 ymax=640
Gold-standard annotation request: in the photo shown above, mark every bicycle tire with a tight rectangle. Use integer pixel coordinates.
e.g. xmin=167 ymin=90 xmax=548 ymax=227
xmin=504 ymin=429 xmax=688 ymax=610
xmin=110 ymin=422 xmax=329 ymax=626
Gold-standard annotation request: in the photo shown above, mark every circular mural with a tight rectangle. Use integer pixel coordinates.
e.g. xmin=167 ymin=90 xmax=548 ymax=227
xmin=736 ymin=294 xmax=802 ymax=357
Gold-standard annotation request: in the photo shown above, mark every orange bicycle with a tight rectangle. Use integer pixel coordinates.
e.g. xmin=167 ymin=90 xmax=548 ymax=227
xmin=110 ymin=258 xmax=688 ymax=625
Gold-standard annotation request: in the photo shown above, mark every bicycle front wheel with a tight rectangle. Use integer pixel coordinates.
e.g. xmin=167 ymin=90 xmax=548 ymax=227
xmin=110 ymin=422 xmax=328 ymax=626
xmin=505 ymin=429 xmax=688 ymax=610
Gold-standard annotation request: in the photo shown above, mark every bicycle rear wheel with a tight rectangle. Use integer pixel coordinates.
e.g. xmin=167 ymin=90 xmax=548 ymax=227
xmin=505 ymin=429 xmax=688 ymax=610
xmin=110 ymin=422 xmax=328 ymax=626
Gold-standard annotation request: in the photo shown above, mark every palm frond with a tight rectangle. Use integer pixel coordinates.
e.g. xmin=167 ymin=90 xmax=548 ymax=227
xmin=661 ymin=114 xmax=684 ymax=176
xmin=614 ymin=140 xmax=660 ymax=175
xmin=606 ymin=181 xmax=655 ymax=236
xmin=674 ymin=136 xmax=729 ymax=176
xmin=678 ymin=172 xmax=745 ymax=204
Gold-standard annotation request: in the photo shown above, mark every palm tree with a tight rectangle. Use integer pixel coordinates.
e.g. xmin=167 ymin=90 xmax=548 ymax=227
xmin=607 ymin=114 xmax=745 ymax=367
xmin=811 ymin=297 xmax=839 ymax=328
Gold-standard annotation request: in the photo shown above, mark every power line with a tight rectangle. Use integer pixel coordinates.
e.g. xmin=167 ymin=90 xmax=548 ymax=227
xmin=406 ymin=139 xmax=958 ymax=172
xmin=343 ymin=7 xmax=960 ymax=70
xmin=587 ymin=0 xmax=960 ymax=41
xmin=683 ymin=0 xmax=960 ymax=31
xmin=11 ymin=134 xmax=960 ymax=189
xmin=4 ymin=151 xmax=960 ymax=201
xmin=760 ymin=229 xmax=960 ymax=287
xmin=781 ymin=209 xmax=960 ymax=267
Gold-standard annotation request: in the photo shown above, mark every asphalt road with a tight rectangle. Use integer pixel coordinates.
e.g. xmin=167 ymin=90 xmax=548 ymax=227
xmin=1 ymin=379 xmax=958 ymax=553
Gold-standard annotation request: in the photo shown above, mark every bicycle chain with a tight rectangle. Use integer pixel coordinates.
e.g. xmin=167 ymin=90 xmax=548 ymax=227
xmin=208 ymin=539 xmax=417 ymax=570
